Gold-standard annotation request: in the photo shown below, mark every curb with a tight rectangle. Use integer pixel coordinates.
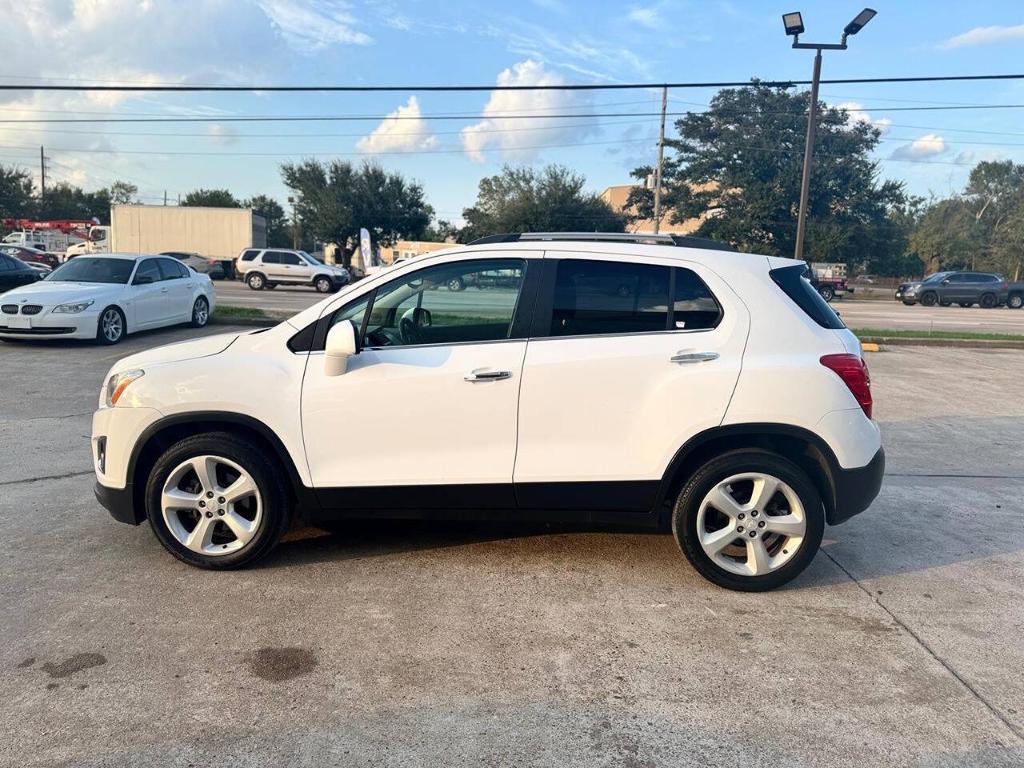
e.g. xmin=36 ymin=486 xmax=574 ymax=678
xmin=858 ymin=336 xmax=1024 ymax=350
xmin=210 ymin=314 xmax=281 ymax=328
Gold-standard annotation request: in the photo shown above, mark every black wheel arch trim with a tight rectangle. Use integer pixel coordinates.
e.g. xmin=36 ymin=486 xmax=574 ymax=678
xmin=655 ymin=422 xmax=883 ymax=526
xmin=120 ymin=411 xmax=318 ymax=525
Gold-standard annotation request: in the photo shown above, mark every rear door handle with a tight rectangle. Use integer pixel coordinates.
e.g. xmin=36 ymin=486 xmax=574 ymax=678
xmin=670 ymin=350 xmax=719 ymax=364
xmin=464 ymin=369 xmax=512 ymax=382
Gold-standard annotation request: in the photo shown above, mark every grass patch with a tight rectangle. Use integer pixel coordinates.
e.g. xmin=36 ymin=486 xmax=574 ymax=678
xmin=851 ymin=327 xmax=1024 ymax=342
xmin=213 ymin=305 xmax=272 ymax=321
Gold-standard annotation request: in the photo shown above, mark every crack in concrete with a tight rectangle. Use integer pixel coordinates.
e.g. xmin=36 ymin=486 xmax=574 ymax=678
xmin=0 ymin=470 xmax=93 ymax=487
xmin=822 ymin=549 xmax=1024 ymax=745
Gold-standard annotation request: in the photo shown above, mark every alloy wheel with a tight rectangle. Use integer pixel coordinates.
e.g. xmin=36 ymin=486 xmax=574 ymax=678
xmin=193 ymin=298 xmax=209 ymax=326
xmin=101 ymin=308 xmax=123 ymax=342
xmin=160 ymin=455 xmax=263 ymax=556
xmin=696 ymin=472 xmax=807 ymax=577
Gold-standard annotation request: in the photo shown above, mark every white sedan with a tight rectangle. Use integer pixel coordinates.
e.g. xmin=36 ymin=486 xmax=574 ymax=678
xmin=0 ymin=253 xmax=216 ymax=345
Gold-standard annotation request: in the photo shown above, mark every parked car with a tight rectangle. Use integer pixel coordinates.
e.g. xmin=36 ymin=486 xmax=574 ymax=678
xmin=92 ymin=232 xmax=883 ymax=591
xmin=0 ymin=252 xmax=44 ymax=293
xmin=0 ymin=253 xmax=215 ymax=344
xmin=0 ymin=245 xmax=61 ymax=270
xmin=236 ymin=247 xmax=350 ymax=293
xmin=899 ymin=271 xmax=1008 ymax=308
xmin=160 ymin=251 xmax=226 ymax=280
xmin=1008 ymin=280 xmax=1024 ymax=309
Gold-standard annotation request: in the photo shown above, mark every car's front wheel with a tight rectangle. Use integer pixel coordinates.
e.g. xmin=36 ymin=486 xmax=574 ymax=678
xmin=247 ymin=272 xmax=265 ymax=290
xmin=920 ymin=291 xmax=938 ymax=307
xmin=145 ymin=433 xmax=290 ymax=569
xmin=191 ymin=296 xmax=210 ymax=328
xmin=1008 ymin=293 xmax=1023 ymax=309
xmin=817 ymin=285 xmax=835 ymax=302
xmin=96 ymin=306 xmax=125 ymax=345
xmin=672 ymin=450 xmax=825 ymax=591
xmin=314 ymin=276 xmax=333 ymax=293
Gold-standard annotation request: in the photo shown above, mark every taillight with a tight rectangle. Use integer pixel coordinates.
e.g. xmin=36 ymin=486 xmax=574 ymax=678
xmin=1002 ymin=281 xmax=1009 ymax=290
xmin=820 ymin=354 xmax=872 ymax=419
xmin=207 ymin=259 xmax=217 ymax=265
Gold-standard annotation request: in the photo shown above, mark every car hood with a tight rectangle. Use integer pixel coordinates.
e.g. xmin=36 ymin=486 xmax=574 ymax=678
xmin=1 ymin=280 xmax=123 ymax=305
xmin=901 ymin=281 xmax=922 ymax=290
xmin=111 ymin=331 xmax=242 ymax=371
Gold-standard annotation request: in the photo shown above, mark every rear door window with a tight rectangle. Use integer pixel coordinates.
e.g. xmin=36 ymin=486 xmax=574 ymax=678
xmin=262 ymin=252 xmax=281 ymax=265
xmin=770 ymin=265 xmax=845 ymax=329
xmin=550 ymin=259 xmax=670 ymax=336
xmin=672 ymin=268 xmax=722 ymax=330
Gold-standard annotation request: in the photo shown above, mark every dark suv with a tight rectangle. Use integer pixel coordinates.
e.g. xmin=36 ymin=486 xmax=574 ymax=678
xmin=899 ymin=271 xmax=1009 ymax=308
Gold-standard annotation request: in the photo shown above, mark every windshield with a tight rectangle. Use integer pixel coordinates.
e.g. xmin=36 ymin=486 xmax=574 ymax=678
xmin=300 ymin=252 xmax=321 ymax=265
xmin=47 ymin=258 xmax=134 ymax=284
xmin=922 ymin=272 xmax=953 ymax=284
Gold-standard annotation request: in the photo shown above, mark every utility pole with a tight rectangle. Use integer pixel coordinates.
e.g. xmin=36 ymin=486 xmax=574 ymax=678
xmin=39 ymin=146 xmax=46 ymax=200
xmin=653 ymin=85 xmax=668 ymax=234
xmin=783 ymin=9 xmax=877 ymax=261
xmin=163 ymin=190 xmax=167 ymax=206
xmin=288 ymin=196 xmax=300 ymax=249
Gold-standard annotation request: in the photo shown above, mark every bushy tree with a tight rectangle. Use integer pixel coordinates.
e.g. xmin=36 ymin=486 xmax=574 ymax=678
xmin=105 ymin=181 xmax=138 ymax=205
xmin=181 ymin=188 xmax=241 ymax=207
xmin=0 ymin=165 xmax=35 ymax=218
xmin=458 ymin=165 xmax=624 ymax=243
xmin=628 ymin=84 xmax=906 ymax=268
xmin=280 ymin=160 xmax=432 ymax=253
xmin=40 ymin=183 xmax=111 ymax=222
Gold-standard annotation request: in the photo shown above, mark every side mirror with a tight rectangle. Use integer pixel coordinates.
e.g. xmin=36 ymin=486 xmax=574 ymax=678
xmin=134 ymin=274 xmax=155 ymax=285
xmin=324 ymin=320 xmax=359 ymax=376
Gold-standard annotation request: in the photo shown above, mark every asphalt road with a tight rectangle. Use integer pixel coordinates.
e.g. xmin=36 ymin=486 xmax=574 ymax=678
xmin=214 ymin=279 xmax=1024 ymax=334
xmin=2 ymin=328 xmax=1024 ymax=766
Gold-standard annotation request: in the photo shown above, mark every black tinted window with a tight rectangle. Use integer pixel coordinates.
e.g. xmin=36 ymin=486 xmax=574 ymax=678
xmin=0 ymin=255 xmax=13 ymax=272
xmin=157 ymin=259 xmax=186 ymax=280
xmin=551 ymin=259 xmax=670 ymax=336
xmin=262 ymin=252 xmax=280 ymax=264
xmin=240 ymin=249 xmax=260 ymax=262
xmin=279 ymin=252 xmax=301 ymax=265
xmin=48 ymin=258 xmax=134 ymax=284
xmin=134 ymin=259 xmax=162 ymax=283
xmin=673 ymin=268 xmax=722 ymax=330
xmin=770 ymin=265 xmax=845 ymax=329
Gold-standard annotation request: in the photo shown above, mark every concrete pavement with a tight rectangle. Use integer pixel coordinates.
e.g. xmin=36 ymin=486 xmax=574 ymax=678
xmin=1 ymin=332 xmax=1023 ymax=767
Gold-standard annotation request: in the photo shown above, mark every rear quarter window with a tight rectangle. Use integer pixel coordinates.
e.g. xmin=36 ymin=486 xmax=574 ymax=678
xmin=770 ymin=265 xmax=845 ymax=330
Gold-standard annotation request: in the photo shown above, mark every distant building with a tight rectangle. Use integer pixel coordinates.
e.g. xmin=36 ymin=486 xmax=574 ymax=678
xmin=383 ymin=239 xmax=451 ymax=265
xmin=600 ymin=184 xmax=717 ymax=235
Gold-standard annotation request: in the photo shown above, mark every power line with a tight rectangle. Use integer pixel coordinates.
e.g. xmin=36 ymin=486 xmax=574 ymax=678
xmin=2 ymin=73 xmax=1024 ymax=92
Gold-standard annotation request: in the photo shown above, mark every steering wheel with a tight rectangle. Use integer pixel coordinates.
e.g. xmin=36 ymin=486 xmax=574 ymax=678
xmin=399 ymin=315 xmax=418 ymax=345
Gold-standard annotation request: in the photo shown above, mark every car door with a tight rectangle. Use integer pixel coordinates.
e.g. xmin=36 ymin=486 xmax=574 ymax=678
xmin=157 ymin=258 xmax=194 ymax=322
xmin=301 ymin=254 xmax=539 ymax=509
xmin=129 ymin=258 xmax=168 ymax=328
xmin=513 ymin=253 xmax=749 ymax=513
xmin=259 ymin=251 xmax=282 ymax=281
xmin=939 ymin=273 xmax=969 ymax=303
xmin=279 ymin=251 xmax=313 ymax=284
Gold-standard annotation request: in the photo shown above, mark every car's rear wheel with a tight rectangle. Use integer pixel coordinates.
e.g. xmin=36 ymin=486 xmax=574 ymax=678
xmin=145 ymin=433 xmax=290 ymax=569
xmin=191 ymin=296 xmax=210 ymax=328
xmin=920 ymin=291 xmax=938 ymax=307
xmin=939 ymin=301 xmax=951 ymax=307
xmin=980 ymin=292 xmax=998 ymax=309
xmin=314 ymin=276 xmax=333 ymax=293
xmin=1009 ymin=293 xmax=1023 ymax=309
xmin=447 ymin=276 xmax=465 ymax=292
xmin=672 ymin=450 xmax=825 ymax=591
xmin=817 ymin=285 xmax=835 ymax=302
xmin=96 ymin=306 xmax=125 ymax=345
xmin=247 ymin=272 xmax=265 ymax=290
xmin=958 ymin=302 xmax=973 ymax=308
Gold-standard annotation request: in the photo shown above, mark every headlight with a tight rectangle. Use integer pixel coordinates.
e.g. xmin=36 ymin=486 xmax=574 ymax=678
xmin=105 ymin=369 xmax=145 ymax=407
xmin=53 ymin=300 xmax=95 ymax=314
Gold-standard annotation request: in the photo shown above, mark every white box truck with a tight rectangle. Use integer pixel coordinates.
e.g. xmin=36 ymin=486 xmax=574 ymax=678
xmin=66 ymin=206 xmax=267 ymax=275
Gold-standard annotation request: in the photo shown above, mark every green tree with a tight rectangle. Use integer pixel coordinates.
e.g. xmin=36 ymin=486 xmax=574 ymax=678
xmin=0 ymin=165 xmax=35 ymax=219
xmin=40 ymin=183 xmax=111 ymax=222
xmin=280 ymin=160 xmax=432 ymax=253
xmin=909 ymin=198 xmax=983 ymax=273
xmin=627 ymin=84 xmax=905 ymax=268
xmin=243 ymin=194 xmax=290 ymax=247
xmin=105 ymin=181 xmax=138 ymax=205
xmin=424 ymin=218 xmax=460 ymax=242
xmin=181 ymin=188 xmax=241 ymax=207
xmin=458 ymin=165 xmax=624 ymax=243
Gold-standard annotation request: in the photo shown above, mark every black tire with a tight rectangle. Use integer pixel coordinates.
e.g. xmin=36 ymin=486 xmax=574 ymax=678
xmin=1009 ymin=293 xmax=1024 ymax=309
xmin=314 ymin=276 xmax=333 ymax=293
xmin=671 ymin=449 xmax=825 ymax=592
xmin=817 ymin=285 xmax=835 ymax=302
xmin=958 ymin=302 xmax=973 ymax=308
xmin=447 ymin=276 xmax=465 ymax=292
xmin=939 ymin=301 xmax=951 ymax=307
xmin=190 ymin=296 xmax=210 ymax=328
xmin=920 ymin=291 xmax=938 ymax=307
xmin=980 ymin=292 xmax=997 ymax=309
xmin=95 ymin=306 xmax=125 ymax=345
xmin=902 ymin=300 xmax=917 ymax=306
xmin=145 ymin=432 xmax=291 ymax=569
xmin=247 ymin=272 xmax=265 ymax=290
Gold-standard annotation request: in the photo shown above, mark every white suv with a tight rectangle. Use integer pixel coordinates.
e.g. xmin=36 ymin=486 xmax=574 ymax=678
xmin=92 ymin=233 xmax=883 ymax=591
xmin=235 ymin=248 xmax=350 ymax=293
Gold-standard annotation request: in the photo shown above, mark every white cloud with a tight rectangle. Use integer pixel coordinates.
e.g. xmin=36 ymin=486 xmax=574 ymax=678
xmin=257 ymin=0 xmax=371 ymax=49
xmin=627 ymin=6 xmax=661 ymax=29
xmin=206 ymin=124 xmax=237 ymax=146
xmin=891 ymin=134 xmax=947 ymax=160
xmin=356 ymin=97 xmax=438 ymax=154
xmin=941 ymin=24 xmax=1024 ymax=49
xmin=836 ymin=101 xmax=892 ymax=135
xmin=460 ymin=60 xmax=597 ymax=163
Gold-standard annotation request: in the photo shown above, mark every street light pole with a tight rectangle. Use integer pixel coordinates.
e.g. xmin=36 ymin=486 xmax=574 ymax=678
xmin=653 ymin=85 xmax=668 ymax=234
xmin=783 ymin=9 xmax=876 ymax=261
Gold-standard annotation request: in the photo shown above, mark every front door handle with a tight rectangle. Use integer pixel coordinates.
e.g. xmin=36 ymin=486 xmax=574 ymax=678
xmin=464 ymin=369 xmax=512 ymax=382
xmin=670 ymin=350 xmax=719 ymax=364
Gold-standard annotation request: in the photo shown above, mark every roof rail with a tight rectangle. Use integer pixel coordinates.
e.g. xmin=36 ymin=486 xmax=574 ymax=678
xmin=466 ymin=232 xmax=738 ymax=252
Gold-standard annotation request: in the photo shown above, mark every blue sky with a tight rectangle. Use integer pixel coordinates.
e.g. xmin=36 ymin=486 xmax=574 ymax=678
xmin=2 ymin=0 xmax=1024 ymax=224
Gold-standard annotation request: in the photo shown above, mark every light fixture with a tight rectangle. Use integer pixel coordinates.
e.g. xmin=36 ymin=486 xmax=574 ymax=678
xmin=843 ymin=8 xmax=877 ymax=37
xmin=782 ymin=11 xmax=805 ymax=36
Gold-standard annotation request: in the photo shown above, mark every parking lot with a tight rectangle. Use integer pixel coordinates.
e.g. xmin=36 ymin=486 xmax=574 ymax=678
xmin=214 ymin=279 xmax=1024 ymax=335
xmin=2 ymin=326 xmax=1022 ymax=766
